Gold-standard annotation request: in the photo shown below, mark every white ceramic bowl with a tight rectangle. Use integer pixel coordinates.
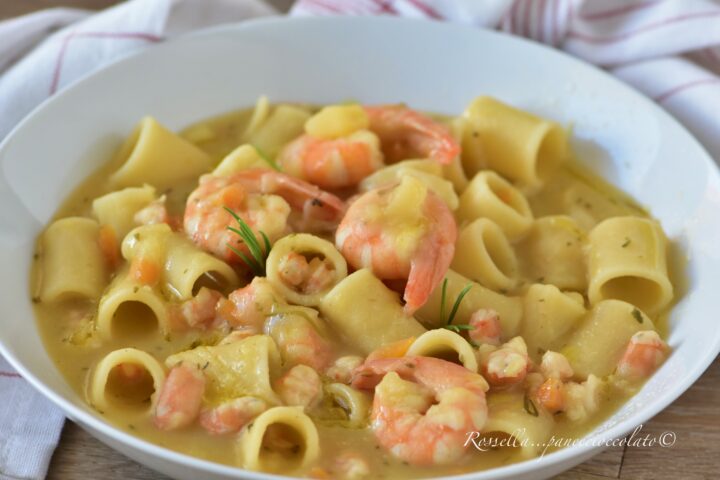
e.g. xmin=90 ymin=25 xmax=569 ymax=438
xmin=1 ymin=16 xmax=719 ymax=480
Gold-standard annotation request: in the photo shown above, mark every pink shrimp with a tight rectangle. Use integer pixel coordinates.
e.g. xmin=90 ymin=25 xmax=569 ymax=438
xmin=364 ymin=105 xmax=460 ymax=165
xmin=274 ymin=364 xmax=323 ymax=409
xmin=184 ymin=169 xmax=345 ymax=264
xmin=216 ymin=277 xmax=282 ymax=329
xmin=199 ymin=396 xmax=267 ymax=435
xmin=351 ymin=356 xmax=488 ymax=466
xmin=278 ymin=132 xmax=384 ymax=190
xmin=134 ymin=196 xmax=181 ymax=230
xmin=264 ymin=312 xmax=334 ymax=371
xmin=153 ymin=364 xmax=206 ymax=430
xmin=277 ymin=251 xmax=335 ymax=295
xmin=167 ymin=287 xmax=224 ymax=332
xmin=468 ymin=309 xmax=502 ymax=346
xmin=479 ymin=337 xmax=530 ymax=388
xmin=616 ymin=330 xmax=668 ymax=380
xmin=336 ymin=177 xmax=457 ymax=315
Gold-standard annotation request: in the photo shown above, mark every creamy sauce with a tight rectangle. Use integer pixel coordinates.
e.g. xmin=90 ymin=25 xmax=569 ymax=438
xmin=32 ymin=104 xmax=677 ymax=479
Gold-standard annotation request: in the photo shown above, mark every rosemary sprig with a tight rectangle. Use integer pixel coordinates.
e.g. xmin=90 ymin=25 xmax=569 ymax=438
xmin=440 ymin=278 xmax=474 ymax=331
xmin=224 ymin=206 xmax=271 ymax=275
xmin=252 ymin=145 xmax=282 ymax=172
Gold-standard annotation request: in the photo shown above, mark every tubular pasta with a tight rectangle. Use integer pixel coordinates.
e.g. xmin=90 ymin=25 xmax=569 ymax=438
xmin=462 ymin=96 xmax=568 ymax=188
xmin=406 ymin=329 xmax=479 ymax=372
xmin=96 ymin=266 xmax=169 ymax=341
xmin=560 ymin=300 xmax=655 ymax=379
xmin=324 ymin=383 xmax=372 ymax=428
xmin=40 ymin=217 xmax=107 ymax=302
xmin=319 ymin=269 xmax=426 ymax=354
xmin=166 ymin=335 xmax=282 ymax=405
xmin=457 ymin=171 xmax=534 ymax=240
xmin=236 ymin=406 xmax=320 ymax=472
xmin=121 ymin=224 xmax=239 ymax=300
xmin=520 ymin=284 xmax=586 ymax=361
xmin=91 ymin=185 xmax=156 ymax=241
xmin=452 ymin=218 xmax=518 ymax=292
xmin=517 ymin=216 xmax=587 ymax=291
xmin=480 ymin=391 xmax=554 ymax=458
xmin=266 ymin=233 xmax=348 ymax=307
xmin=587 ymin=216 xmax=673 ymax=315
xmin=87 ymin=348 xmax=166 ymax=414
xmin=246 ymin=105 xmax=311 ymax=158
xmin=110 ymin=117 xmax=213 ymax=191
xmin=416 ymin=269 xmax=523 ymax=338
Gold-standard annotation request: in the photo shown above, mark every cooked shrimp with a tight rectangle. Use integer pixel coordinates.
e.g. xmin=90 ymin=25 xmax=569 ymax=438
xmin=336 ymin=177 xmax=457 ymax=314
xmin=278 ymin=131 xmax=384 ymax=190
xmin=468 ymin=309 xmax=501 ymax=346
xmin=154 ymin=364 xmax=206 ymax=430
xmin=134 ymin=195 xmax=180 ymax=230
xmin=564 ymin=374 xmax=603 ymax=422
xmin=364 ymin=105 xmax=460 ymax=165
xmin=199 ymin=396 xmax=267 ymax=435
xmin=616 ymin=330 xmax=668 ymax=380
xmin=168 ymin=287 xmax=224 ymax=332
xmin=216 ymin=277 xmax=282 ymax=329
xmin=540 ymin=351 xmax=574 ymax=381
xmin=534 ymin=378 xmax=565 ymax=414
xmin=264 ymin=312 xmax=334 ymax=371
xmin=184 ymin=169 xmax=345 ymax=264
xmin=275 ymin=364 xmax=323 ymax=409
xmin=326 ymin=355 xmax=364 ymax=384
xmin=351 ymin=356 xmax=488 ymax=466
xmin=479 ymin=337 xmax=529 ymax=388
xmin=277 ymin=252 xmax=335 ymax=295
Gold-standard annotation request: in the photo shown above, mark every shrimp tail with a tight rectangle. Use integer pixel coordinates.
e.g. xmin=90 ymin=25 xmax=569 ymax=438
xmin=403 ymin=193 xmax=457 ymax=315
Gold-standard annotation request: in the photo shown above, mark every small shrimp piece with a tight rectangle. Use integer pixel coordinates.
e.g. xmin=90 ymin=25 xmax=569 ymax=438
xmin=154 ymin=364 xmax=205 ymax=430
xmin=184 ymin=169 xmax=345 ymax=264
xmin=364 ymin=105 xmax=460 ymax=165
xmin=564 ymin=374 xmax=603 ymax=422
xmin=134 ymin=196 xmax=180 ymax=229
xmin=277 ymin=252 xmax=335 ymax=295
xmin=540 ymin=351 xmax=574 ymax=381
xmin=351 ymin=356 xmax=488 ymax=466
xmin=334 ymin=452 xmax=371 ymax=479
xmin=278 ymin=131 xmax=384 ymax=190
xmin=336 ymin=176 xmax=457 ymax=314
xmin=535 ymin=378 xmax=566 ymax=414
xmin=275 ymin=364 xmax=323 ymax=409
xmin=616 ymin=330 xmax=668 ymax=380
xmin=480 ymin=337 xmax=529 ymax=388
xmin=265 ymin=313 xmax=334 ymax=371
xmin=468 ymin=309 xmax=501 ymax=346
xmin=219 ymin=277 xmax=281 ymax=329
xmin=326 ymin=355 xmax=364 ymax=384
xmin=168 ymin=287 xmax=223 ymax=332
xmin=199 ymin=396 xmax=267 ymax=435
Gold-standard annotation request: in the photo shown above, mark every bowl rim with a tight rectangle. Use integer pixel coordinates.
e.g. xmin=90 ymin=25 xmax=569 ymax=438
xmin=1 ymin=14 xmax=719 ymax=480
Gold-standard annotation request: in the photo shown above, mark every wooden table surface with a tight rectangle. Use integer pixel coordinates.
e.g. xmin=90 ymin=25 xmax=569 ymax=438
xmin=4 ymin=1 xmax=720 ymax=479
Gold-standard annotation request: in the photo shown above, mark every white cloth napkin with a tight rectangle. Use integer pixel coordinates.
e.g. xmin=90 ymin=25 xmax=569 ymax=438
xmin=1 ymin=0 xmax=719 ymax=479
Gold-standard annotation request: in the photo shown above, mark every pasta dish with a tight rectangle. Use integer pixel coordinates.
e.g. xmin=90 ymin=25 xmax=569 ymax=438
xmin=31 ymin=97 xmax=674 ymax=478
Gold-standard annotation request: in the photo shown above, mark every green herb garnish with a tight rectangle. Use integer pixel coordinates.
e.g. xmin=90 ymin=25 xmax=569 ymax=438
xmin=631 ymin=308 xmax=643 ymax=324
xmin=224 ymin=206 xmax=271 ymax=275
xmin=252 ymin=145 xmax=281 ymax=172
xmin=439 ymin=278 xmax=473 ymax=332
xmin=622 ymin=237 xmax=631 ymax=248
xmin=524 ymin=394 xmax=539 ymax=417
